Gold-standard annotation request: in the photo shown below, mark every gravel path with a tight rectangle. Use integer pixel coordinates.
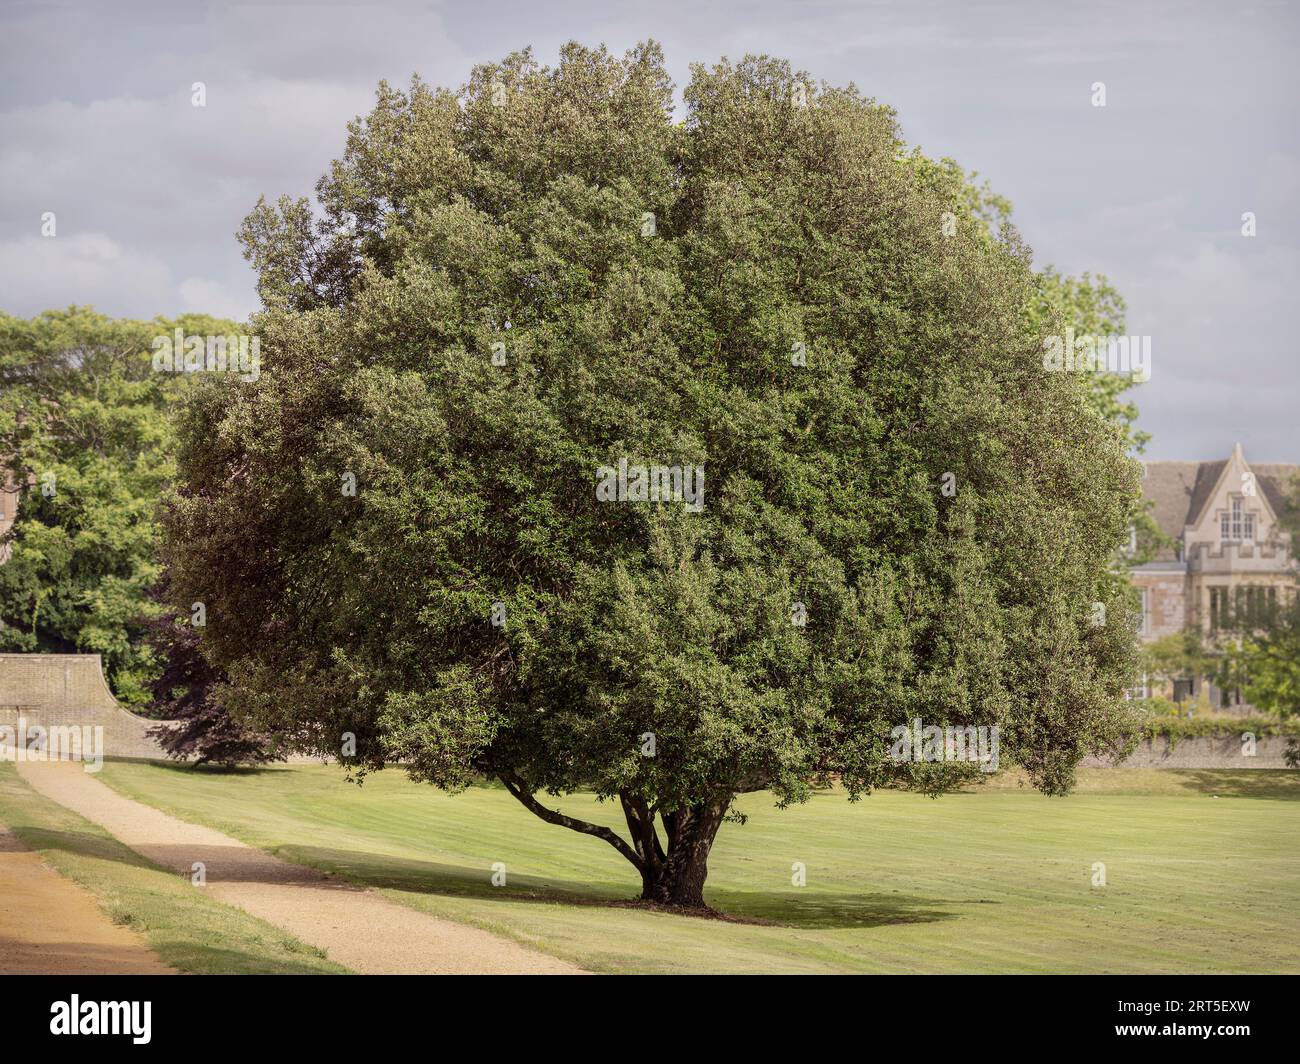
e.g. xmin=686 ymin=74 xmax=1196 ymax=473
xmin=16 ymin=761 xmax=584 ymax=975
xmin=0 ymin=825 xmax=176 ymax=974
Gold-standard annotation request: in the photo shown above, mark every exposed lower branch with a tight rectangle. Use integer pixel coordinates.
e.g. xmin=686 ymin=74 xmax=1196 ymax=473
xmin=499 ymin=773 xmax=643 ymax=871
xmin=620 ymin=793 xmax=665 ymax=869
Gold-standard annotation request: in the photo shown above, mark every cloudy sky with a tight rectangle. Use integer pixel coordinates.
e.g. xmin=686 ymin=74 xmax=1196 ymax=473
xmin=1 ymin=0 xmax=1296 ymax=460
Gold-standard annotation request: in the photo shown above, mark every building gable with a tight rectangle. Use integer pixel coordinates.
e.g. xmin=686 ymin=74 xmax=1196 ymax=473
xmin=1142 ymin=446 xmax=1296 ymax=562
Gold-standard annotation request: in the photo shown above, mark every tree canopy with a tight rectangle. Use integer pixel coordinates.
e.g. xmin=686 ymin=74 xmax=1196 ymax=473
xmin=161 ymin=42 xmax=1143 ymax=907
xmin=0 ymin=307 xmax=234 ymax=705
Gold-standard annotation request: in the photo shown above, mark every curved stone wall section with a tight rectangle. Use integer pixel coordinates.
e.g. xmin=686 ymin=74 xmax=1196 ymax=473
xmin=0 ymin=653 xmax=173 ymax=760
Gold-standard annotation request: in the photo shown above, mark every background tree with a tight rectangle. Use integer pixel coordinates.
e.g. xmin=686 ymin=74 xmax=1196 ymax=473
xmin=1139 ymin=630 xmax=1213 ymax=711
xmin=907 ymin=158 xmax=1161 ymax=564
xmin=142 ymin=575 xmax=282 ymax=767
xmin=163 ymin=43 xmax=1142 ymax=909
xmin=0 ymin=308 xmax=235 ymax=705
xmin=907 ymin=158 xmax=1146 ymax=454
xmin=1031 ymin=269 xmax=1146 ymax=455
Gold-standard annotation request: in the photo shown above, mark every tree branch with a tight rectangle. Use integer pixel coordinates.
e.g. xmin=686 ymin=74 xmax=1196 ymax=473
xmin=620 ymin=793 xmax=665 ymax=869
xmin=499 ymin=774 xmax=643 ymax=871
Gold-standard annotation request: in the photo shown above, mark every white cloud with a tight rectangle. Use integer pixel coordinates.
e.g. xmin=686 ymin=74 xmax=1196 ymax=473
xmin=0 ymin=233 xmax=174 ymax=318
xmin=178 ymin=277 xmax=255 ymax=322
xmin=0 ymin=2 xmax=468 ymax=322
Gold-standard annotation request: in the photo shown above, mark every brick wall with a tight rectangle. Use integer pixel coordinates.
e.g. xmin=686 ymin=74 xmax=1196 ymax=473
xmin=0 ymin=653 xmax=172 ymax=759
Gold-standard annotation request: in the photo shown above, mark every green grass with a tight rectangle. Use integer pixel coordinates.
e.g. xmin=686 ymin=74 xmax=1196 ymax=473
xmin=92 ymin=760 xmax=1300 ymax=974
xmin=0 ymin=763 xmax=349 ymax=974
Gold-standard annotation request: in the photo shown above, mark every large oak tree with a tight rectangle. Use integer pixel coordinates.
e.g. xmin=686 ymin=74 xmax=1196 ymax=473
xmin=162 ymin=43 xmax=1140 ymax=908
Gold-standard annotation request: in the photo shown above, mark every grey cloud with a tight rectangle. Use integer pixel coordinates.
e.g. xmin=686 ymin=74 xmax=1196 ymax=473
xmin=0 ymin=0 xmax=1295 ymax=460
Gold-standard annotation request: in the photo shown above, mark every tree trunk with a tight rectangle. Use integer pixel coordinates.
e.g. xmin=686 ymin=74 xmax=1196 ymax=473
xmin=500 ymin=775 xmax=732 ymax=912
xmin=640 ymin=799 xmax=728 ymax=910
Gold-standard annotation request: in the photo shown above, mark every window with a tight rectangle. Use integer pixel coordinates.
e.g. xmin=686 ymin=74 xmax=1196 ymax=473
xmin=1211 ymin=585 xmax=1277 ymax=632
xmin=1137 ymin=588 xmax=1150 ymax=634
xmin=1125 ymin=674 xmax=1149 ymax=700
xmin=1209 ymin=586 xmax=1229 ymax=632
xmin=1221 ymin=497 xmax=1255 ymax=542
xmin=1236 ymin=585 xmax=1278 ymax=629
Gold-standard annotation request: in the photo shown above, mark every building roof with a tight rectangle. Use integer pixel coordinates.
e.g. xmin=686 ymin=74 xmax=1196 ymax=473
xmin=1142 ymin=451 xmax=1299 ymax=560
xmin=1253 ymin=463 xmax=1300 ymax=518
xmin=1142 ymin=461 xmax=1203 ymax=545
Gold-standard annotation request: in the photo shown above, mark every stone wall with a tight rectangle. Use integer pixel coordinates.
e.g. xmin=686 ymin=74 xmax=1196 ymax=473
xmin=0 ymin=653 xmax=172 ymax=760
xmin=1131 ymin=570 xmax=1188 ymax=640
xmin=1081 ymin=734 xmax=1292 ymax=770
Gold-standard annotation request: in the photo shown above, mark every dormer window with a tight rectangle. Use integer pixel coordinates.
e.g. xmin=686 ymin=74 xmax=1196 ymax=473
xmin=1220 ymin=497 xmax=1254 ymax=543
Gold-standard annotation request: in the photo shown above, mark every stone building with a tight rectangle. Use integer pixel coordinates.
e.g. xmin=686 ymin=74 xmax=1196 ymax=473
xmin=1131 ymin=443 xmax=1297 ymax=706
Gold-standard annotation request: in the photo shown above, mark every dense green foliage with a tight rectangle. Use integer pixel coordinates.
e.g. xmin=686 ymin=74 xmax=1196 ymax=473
xmin=1230 ymin=602 xmax=1300 ymax=723
xmin=1136 ymin=709 xmax=1300 ymax=740
xmin=906 ymin=160 xmax=1148 ymax=458
xmin=161 ymin=43 xmax=1142 ymax=903
xmin=143 ymin=577 xmax=284 ymax=767
xmin=1032 ymin=268 xmax=1146 ymax=452
xmin=0 ymin=308 xmax=235 ymax=705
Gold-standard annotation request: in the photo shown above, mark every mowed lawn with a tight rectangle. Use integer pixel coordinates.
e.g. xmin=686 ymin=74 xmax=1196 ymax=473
xmin=97 ymin=761 xmax=1300 ymax=974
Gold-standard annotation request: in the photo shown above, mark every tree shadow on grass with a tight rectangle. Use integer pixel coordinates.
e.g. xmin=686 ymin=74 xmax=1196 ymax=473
xmin=106 ymin=757 xmax=300 ymax=777
xmin=11 ymin=824 xmax=156 ymax=870
xmin=11 ymin=826 xmax=960 ymax=931
xmin=277 ymin=844 xmax=958 ymax=929
xmin=278 ymin=842 xmax=646 ymax=904
xmin=1165 ymin=770 xmax=1300 ymax=800
xmin=705 ymin=889 xmax=960 ymax=929
xmin=149 ymin=941 xmax=342 ymax=976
